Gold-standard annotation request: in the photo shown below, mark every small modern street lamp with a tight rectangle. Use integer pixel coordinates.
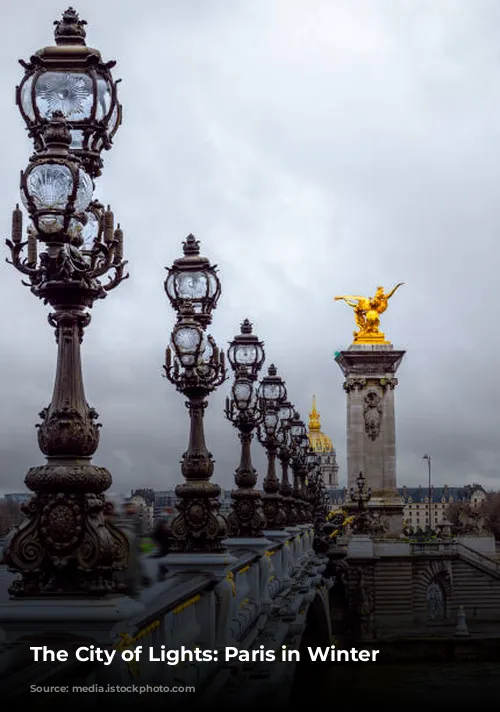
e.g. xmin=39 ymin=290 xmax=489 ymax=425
xmin=164 ymin=238 xmax=227 ymax=553
xmin=422 ymin=454 xmax=432 ymax=530
xmin=225 ymin=320 xmax=266 ymax=538
xmin=350 ymin=471 xmax=372 ymax=535
xmin=256 ymin=364 xmax=288 ymax=530
xmin=4 ymin=110 xmax=129 ymax=596
xmin=17 ymin=7 xmax=122 ymax=178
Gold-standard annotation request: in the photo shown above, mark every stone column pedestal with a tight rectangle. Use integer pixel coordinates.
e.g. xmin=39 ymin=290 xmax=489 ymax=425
xmin=336 ymin=343 xmax=405 ymax=534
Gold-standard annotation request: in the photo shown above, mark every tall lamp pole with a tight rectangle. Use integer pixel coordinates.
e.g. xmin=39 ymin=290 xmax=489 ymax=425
xmin=4 ymin=8 xmax=129 ymax=597
xmin=422 ymin=454 xmax=432 ymax=530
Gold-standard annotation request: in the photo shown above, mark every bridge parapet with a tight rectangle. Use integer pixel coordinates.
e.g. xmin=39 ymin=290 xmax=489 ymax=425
xmin=0 ymin=524 xmax=333 ymax=705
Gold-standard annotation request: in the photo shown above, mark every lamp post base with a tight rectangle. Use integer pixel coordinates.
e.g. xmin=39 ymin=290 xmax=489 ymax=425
xmin=4 ymin=463 xmax=130 ymax=598
xmin=262 ymin=492 xmax=287 ymax=530
xmin=227 ymin=488 xmax=266 ymax=539
xmin=169 ymin=481 xmax=228 ymax=553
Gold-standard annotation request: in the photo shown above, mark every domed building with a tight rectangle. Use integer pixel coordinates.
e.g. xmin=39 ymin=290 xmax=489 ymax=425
xmin=307 ymin=395 xmax=339 ymax=488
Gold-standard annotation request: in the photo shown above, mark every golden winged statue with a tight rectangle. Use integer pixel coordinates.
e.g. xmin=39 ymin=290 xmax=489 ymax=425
xmin=334 ymin=283 xmax=404 ymax=344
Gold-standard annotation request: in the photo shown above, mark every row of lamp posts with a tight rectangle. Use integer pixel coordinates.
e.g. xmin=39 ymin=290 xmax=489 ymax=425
xmin=3 ymin=8 xmax=324 ymax=597
xmin=164 ymin=234 xmax=321 ymax=555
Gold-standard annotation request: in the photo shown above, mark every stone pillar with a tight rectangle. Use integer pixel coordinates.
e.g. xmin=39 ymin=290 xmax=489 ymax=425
xmin=336 ymin=344 xmax=405 ymax=533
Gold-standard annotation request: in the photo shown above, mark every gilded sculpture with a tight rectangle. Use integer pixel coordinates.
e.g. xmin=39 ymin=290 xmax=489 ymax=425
xmin=334 ymin=283 xmax=404 ymax=344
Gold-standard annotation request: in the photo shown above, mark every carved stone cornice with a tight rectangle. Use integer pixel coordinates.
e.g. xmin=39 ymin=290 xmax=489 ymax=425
xmin=336 ymin=349 xmax=405 ymax=378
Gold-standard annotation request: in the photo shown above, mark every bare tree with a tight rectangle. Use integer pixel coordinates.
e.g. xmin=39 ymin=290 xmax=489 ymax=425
xmin=480 ymin=492 xmax=500 ymax=540
xmin=445 ymin=500 xmax=489 ymax=536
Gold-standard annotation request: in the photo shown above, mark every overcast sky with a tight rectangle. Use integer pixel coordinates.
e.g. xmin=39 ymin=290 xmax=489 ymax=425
xmin=1 ymin=0 xmax=499 ymax=496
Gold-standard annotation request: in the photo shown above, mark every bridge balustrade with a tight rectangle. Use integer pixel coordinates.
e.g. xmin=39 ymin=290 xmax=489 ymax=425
xmin=0 ymin=524 xmax=332 ymax=706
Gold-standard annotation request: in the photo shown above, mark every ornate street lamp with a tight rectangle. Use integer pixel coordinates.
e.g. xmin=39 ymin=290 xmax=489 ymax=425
xmin=276 ymin=401 xmax=298 ymax=526
xmin=17 ymin=7 xmax=121 ymax=178
xmin=20 ymin=111 xmax=93 ymax=237
xmin=164 ymin=234 xmax=221 ymax=329
xmin=256 ymin=364 xmax=287 ymax=530
xmin=289 ymin=412 xmax=309 ymax=523
xmin=306 ymin=468 xmax=328 ymax=532
xmin=351 ymin=471 xmax=372 ymax=507
xmin=164 ymin=243 xmax=227 ymax=552
xmin=304 ymin=447 xmax=321 ymax=523
xmin=225 ymin=320 xmax=266 ymax=538
xmin=4 ymin=114 xmax=129 ymax=597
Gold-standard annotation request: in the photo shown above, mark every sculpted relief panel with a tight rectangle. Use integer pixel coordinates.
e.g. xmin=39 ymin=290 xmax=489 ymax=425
xmin=363 ymin=390 xmax=382 ymax=441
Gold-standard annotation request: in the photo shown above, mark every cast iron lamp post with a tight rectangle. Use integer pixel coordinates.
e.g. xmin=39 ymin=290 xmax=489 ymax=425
xmin=4 ymin=112 xmax=129 ymax=597
xmin=17 ymin=7 xmax=122 ymax=179
xmin=256 ymin=364 xmax=287 ymax=530
xmin=296 ymin=435 xmax=313 ymax=523
xmin=276 ymin=401 xmax=297 ymax=526
xmin=305 ymin=448 xmax=321 ymax=523
xmin=225 ymin=319 xmax=266 ymax=538
xmin=163 ymin=237 xmax=227 ymax=552
xmin=307 ymin=468 xmax=328 ymax=531
xmin=289 ymin=413 xmax=308 ymax=523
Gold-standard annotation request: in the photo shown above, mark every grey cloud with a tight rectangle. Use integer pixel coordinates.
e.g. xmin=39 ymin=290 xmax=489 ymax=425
xmin=0 ymin=0 xmax=499 ymax=495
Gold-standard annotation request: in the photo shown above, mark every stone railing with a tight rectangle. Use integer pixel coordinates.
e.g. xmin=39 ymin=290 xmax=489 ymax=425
xmin=410 ymin=541 xmax=457 ymax=556
xmin=409 ymin=540 xmax=500 ymax=579
xmin=0 ymin=525 xmax=332 ymax=705
xmin=455 ymin=542 xmax=500 ymax=579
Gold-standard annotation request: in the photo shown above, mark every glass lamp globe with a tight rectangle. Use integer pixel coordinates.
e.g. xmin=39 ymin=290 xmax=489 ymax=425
xmin=278 ymin=401 xmax=294 ymax=424
xmin=172 ymin=322 xmax=204 ymax=368
xmin=290 ymin=417 xmax=306 ymax=440
xmin=227 ymin=319 xmax=265 ymax=378
xmin=258 ymin=363 xmax=287 ymax=408
xmin=68 ymin=203 xmax=104 ymax=249
xmin=21 ymin=161 xmax=92 ymax=235
xmin=165 ymin=234 xmax=221 ymax=328
xmin=276 ymin=425 xmax=288 ymax=446
xmin=264 ymin=410 xmax=279 ymax=437
xmin=17 ymin=8 xmax=121 ymax=178
xmin=232 ymin=378 xmax=254 ymax=410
